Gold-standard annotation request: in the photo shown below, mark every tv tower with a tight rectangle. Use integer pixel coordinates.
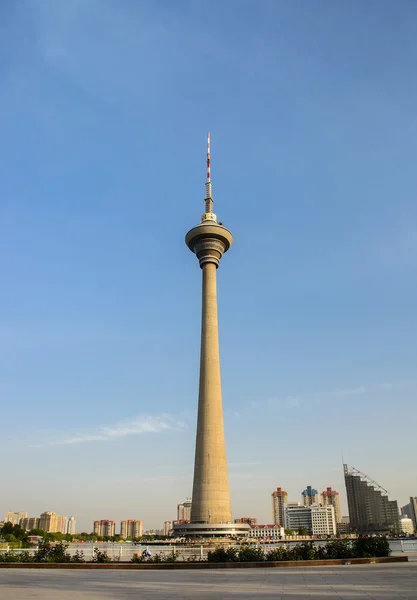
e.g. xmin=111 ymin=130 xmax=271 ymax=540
xmin=173 ymin=134 xmax=249 ymax=538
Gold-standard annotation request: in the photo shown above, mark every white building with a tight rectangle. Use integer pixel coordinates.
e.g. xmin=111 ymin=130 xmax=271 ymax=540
xmin=311 ymin=505 xmax=336 ymax=536
xmin=66 ymin=516 xmax=76 ymax=535
xmin=286 ymin=505 xmax=336 ymax=536
xmin=5 ymin=512 xmax=27 ymax=525
xmin=248 ymin=524 xmax=285 ymax=540
xmin=399 ymin=516 xmax=414 ymax=535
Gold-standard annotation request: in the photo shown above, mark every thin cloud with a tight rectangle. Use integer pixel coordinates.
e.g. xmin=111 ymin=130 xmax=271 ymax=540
xmin=261 ymin=382 xmax=394 ymax=409
xmin=325 ymin=382 xmax=393 ymax=398
xmin=32 ymin=414 xmax=186 ymax=448
xmin=267 ymin=396 xmax=301 ymax=408
xmin=330 ymin=387 xmax=366 ymax=398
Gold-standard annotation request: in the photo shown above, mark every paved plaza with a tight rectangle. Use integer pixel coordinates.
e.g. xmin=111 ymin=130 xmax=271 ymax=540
xmin=0 ymin=563 xmax=416 ymax=599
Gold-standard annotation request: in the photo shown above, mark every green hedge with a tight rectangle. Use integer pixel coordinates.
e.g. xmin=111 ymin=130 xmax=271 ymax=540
xmin=207 ymin=538 xmax=391 ymax=563
xmin=0 ymin=537 xmax=391 ymax=564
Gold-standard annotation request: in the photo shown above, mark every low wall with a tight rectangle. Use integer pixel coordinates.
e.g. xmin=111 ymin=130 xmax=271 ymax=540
xmin=0 ymin=556 xmax=408 ymax=569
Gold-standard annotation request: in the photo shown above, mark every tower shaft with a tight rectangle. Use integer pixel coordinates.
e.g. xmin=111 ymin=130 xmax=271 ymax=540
xmin=190 ymin=261 xmax=232 ymax=523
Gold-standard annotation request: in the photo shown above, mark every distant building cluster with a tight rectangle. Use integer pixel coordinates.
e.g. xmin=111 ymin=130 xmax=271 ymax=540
xmin=4 ymin=511 xmax=76 ymax=535
xmin=93 ymin=520 xmax=143 ymax=539
xmin=270 ymin=486 xmax=341 ymax=536
xmin=4 ymin=467 xmax=415 ymax=540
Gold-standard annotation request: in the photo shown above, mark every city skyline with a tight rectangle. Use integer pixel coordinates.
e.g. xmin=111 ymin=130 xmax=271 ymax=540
xmin=1 ymin=1 xmax=417 ymax=531
xmin=4 ymin=470 xmax=411 ymax=533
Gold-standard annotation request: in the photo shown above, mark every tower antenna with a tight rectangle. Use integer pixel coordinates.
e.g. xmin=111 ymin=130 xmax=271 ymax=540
xmin=203 ymin=132 xmax=215 ymax=219
xmin=207 ymin=132 xmax=211 ymax=183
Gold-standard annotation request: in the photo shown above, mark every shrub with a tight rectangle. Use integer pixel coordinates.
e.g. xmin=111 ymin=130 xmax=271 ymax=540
xmin=265 ymin=547 xmax=290 ymax=562
xmin=237 ymin=546 xmax=265 ymax=562
xmin=161 ymin=550 xmax=179 ymax=563
xmin=207 ymin=547 xmax=238 ymax=563
xmin=324 ymin=539 xmax=352 ymax=559
xmin=34 ymin=541 xmax=71 ymax=563
xmin=0 ymin=551 xmax=34 ymax=563
xmin=71 ymin=550 xmax=85 ymax=563
xmin=91 ymin=548 xmax=112 ymax=563
xmin=353 ymin=536 xmax=391 ymax=558
xmin=185 ymin=553 xmax=204 ymax=562
xmin=287 ymin=542 xmax=318 ymax=561
xmin=131 ymin=552 xmax=145 ymax=563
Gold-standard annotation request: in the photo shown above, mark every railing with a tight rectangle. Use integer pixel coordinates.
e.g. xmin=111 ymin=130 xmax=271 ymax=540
xmin=2 ymin=539 xmax=417 ymax=562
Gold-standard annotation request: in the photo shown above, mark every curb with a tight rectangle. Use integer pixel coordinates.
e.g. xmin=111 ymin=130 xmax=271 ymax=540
xmin=0 ymin=556 xmax=408 ymax=569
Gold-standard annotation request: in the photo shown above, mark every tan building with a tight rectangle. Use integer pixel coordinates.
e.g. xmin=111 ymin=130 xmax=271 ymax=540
xmin=301 ymin=486 xmax=319 ymax=506
xmin=177 ymin=500 xmax=192 ymax=522
xmin=120 ymin=520 xmax=143 ymax=539
xmin=272 ymin=487 xmax=288 ymax=526
xmin=5 ymin=512 xmax=27 ymax=525
xmin=39 ymin=511 xmax=67 ymax=534
xmin=94 ymin=520 xmax=115 ymax=537
xmin=20 ymin=517 xmax=40 ymax=531
xmin=163 ymin=521 xmax=173 ymax=536
xmin=234 ymin=517 xmax=257 ymax=526
xmin=320 ymin=487 xmax=341 ymax=523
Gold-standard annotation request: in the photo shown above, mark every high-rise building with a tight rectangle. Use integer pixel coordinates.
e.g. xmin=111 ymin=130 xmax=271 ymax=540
xmin=19 ymin=517 xmax=40 ymax=531
xmin=94 ymin=520 xmax=116 ymax=537
xmin=272 ymin=487 xmax=288 ymax=526
xmin=4 ymin=512 xmax=27 ymax=525
xmin=163 ymin=521 xmax=173 ymax=536
xmin=120 ymin=520 xmax=143 ymax=539
xmin=66 ymin=517 xmax=76 ymax=535
xmin=320 ymin=487 xmax=341 ymax=523
xmin=301 ymin=486 xmax=318 ymax=506
xmin=344 ymin=464 xmax=400 ymax=533
xmin=172 ymin=135 xmax=249 ymax=539
xmin=177 ymin=500 xmax=192 ymax=522
xmin=285 ymin=505 xmax=336 ymax=536
xmin=401 ymin=504 xmax=412 ymax=519
xmin=39 ymin=512 xmax=67 ymax=534
xmin=405 ymin=497 xmax=417 ymax=529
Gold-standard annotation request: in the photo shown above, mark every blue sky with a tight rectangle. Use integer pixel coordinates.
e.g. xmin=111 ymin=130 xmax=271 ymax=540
xmin=1 ymin=0 xmax=416 ymax=532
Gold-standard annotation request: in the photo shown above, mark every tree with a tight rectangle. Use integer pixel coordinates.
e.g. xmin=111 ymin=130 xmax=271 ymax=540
xmin=298 ymin=527 xmax=310 ymax=536
xmin=1 ymin=522 xmax=15 ymax=536
xmin=28 ymin=529 xmax=47 ymax=538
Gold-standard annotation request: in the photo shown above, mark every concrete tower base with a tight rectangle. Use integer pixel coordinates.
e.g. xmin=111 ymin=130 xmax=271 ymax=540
xmin=172 ymin=522 xmax=250 ymax=539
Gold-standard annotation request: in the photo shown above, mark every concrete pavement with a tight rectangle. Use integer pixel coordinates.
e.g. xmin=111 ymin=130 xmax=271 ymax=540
xmin=0 ymin=562 xmax=417 ymax=599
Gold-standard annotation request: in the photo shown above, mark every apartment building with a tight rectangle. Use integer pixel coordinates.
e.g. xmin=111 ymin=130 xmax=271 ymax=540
xmin=120 ymin=520 xmax=143 ymax=539
xmin=94 ymin=520 xmax=116 ymax=537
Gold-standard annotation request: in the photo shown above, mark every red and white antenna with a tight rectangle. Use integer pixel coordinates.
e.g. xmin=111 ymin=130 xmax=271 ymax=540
xmin=203 ymin=132 xmax=216 ymax=221
xmin=207 ymin=132 xmax=211 ymax=182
